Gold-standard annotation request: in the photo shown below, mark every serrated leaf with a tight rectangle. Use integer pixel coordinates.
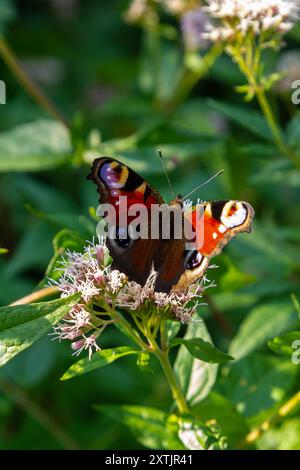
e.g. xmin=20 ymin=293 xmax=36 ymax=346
xmin=61 ymin=346 xmax=139 ymax=381
xmin=0 ymin=294 xmax=80 ymax=366
xmin=229 ymin=301 xmax=299 ymax=360
xmin=0 ymin=120 xmax=71 ymax=172
xmin=174 ymin=319 xmax=218 ymax=405
xmin=96 ymin=404 xmax=184 ymax=450
xmin=268 ymin=331 xmax=300 ymax=356
xmin=172 ymin=337 xmax=233 ymax=363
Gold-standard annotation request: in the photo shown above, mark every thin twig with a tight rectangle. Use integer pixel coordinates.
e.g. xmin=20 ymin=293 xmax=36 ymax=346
xmin=10 ymin=287 xmax=59 ymax=306
xmin=0 ymin=377 xmax=81 ymax=450
xmin=238 ymin=390 xmax=300 ymax=448
xmin=0 ymin=37 xmax=69 ymax=128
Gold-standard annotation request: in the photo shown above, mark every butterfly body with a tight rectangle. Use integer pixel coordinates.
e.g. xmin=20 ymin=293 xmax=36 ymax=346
xmin=88 ymin=157 xmax=254 ymax=293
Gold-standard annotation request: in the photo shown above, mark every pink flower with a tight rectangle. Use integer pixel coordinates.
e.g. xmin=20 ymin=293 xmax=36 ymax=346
xmin=71 ymin=334 xmax=101 ymax=360
xmin=50 ymin=238 xmax=213 ymax=358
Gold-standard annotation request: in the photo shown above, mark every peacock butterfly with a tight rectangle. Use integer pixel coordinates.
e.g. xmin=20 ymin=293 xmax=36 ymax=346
xmin=88 ymin=157 xmax=254 ymax=293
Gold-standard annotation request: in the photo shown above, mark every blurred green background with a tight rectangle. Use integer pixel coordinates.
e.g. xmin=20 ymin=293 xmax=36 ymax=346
xmin=0 ymin=0 xmax=300 ymax=450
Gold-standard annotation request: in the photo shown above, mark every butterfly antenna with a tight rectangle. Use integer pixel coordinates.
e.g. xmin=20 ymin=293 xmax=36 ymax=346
xmin=182 ymin=169 xmax=224 ymax=201
xmin=158 ymin=149 xmax=175 ymax=200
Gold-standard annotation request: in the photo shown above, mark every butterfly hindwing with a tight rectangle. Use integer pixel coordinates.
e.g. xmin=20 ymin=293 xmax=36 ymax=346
xmin=172 ymin=200 xmax=254 ymax=291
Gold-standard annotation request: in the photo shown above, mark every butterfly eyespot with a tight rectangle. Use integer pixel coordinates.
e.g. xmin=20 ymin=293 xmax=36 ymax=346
xmin=185 ymin=250 xmax=203 ymax=270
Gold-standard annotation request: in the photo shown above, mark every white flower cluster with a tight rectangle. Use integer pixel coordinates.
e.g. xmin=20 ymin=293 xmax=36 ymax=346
xmin=50 ymin=239 xmax=210 ymax=357
xmin=115 ymin=271 xmax=208 ymax=323
xmin=203 ymin=0 xmax=298 ymax=41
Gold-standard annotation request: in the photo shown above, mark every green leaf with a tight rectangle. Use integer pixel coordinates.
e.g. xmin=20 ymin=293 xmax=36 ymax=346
xmin=172 ymin=337 xmax=233 ymax=363
xmin=229 ymin=300 xmax=299 ymax=361
xmin=26 ymin=204 xmax=95 ymax=237
xmin=0 ymin=248 xmax=8 ymax=255
xmin=286 ymin=112 xmax=300 ymax=149
xmin=0 ymin=294 xmax=80 ymax=366
xmin=137 ymin=351 xmax=153 ymax=373
xmin=40 ymin=229 xmax=85 ymax=285
xmin=0 ymin=0 xmax=15 ymax=34
xmin=60 ymin=346 xmax=139 ymax=381
xmin=174 ymin=318 xmax=218 ymax=405
xmin=249 ymin=159 xmax=300 ymax=188
xmin=178 ymin=415 xmax=227 ymax=450
xmin=209 ymin=99 xmax=272 ymax=140
xmin=192 ymin=392 xmax=249 ymax=449
xmin=166 ymin=320 xmax=181 ymax=341
xmin=0 ymin=120 xmax=72 ymax=172
xmin=217 ymin=353 xmax=298 ymax=417
xmin=291 ymin=294 xmax=300 ymax=321
xmin=257 ymin=418 xmax=300 ymax=450
xmin=268 ymin=331 xmax=300 ymax=356
xmin=96 ymin=404 xmax=184 ymax=450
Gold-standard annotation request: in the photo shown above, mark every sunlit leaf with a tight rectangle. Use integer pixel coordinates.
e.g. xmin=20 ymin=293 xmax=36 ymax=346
xmin=192 ymin=392 xmax=249 ymax=449
xmin=137 ymin=351 xmax=153 ymax=374
xmin=172 ymin=337 xmax=233 ymax=363
xmin=61 ymin=346 xmax=139 ymax=381
xmin=0 ymin=120 xmax=71 ymax=172
xmin=96 ymin=404 xmax=184 ymax=450
xmin=217 ymin=353 xmax=298 ymax=417
xmin=268 ymin=331 xmax=300 ymax=356
xmin=229 ymin=300 xmax=299 ymax=360
xmin=174 ymin=318 xmax=218 ymax=405
xmin=0 ymin=294 xmax=80 ymax=366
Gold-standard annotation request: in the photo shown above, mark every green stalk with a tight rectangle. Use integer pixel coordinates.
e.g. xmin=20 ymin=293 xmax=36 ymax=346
xmin=239 ymin=390 xmax=300 ymax=448
xmin=255 ymin=87 xmax=300 ymax=170
xmin=232 ymin=44 xmax=300 ymax=170
xmin=155 ymin=348 xmax=190 ymax=415
xmin=0 ymin=37 xmax=69 ymax=128
xmin=146 ymin=317 xmax=190 ymax=415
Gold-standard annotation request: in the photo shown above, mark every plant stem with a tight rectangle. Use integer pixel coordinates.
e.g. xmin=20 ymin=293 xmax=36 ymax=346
xmin=0 ymin=37 xmax=69 ymax=128
xmin=0 ymin=377 xmax=80 ymax=450
xmin=239 ymin=390 xmax=300 ymax=448
xmin=109 ymin=308 xmax=150 ymax=352
xmin=255 ymin=87 xmax=300 ymax=170
xmin=155 ymin=349 xmax=190 ymax=414
xmin=233 ymin=46 xmax=300 ymax=170
xmin=10 ymin=286 xmax=59 ymax=306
